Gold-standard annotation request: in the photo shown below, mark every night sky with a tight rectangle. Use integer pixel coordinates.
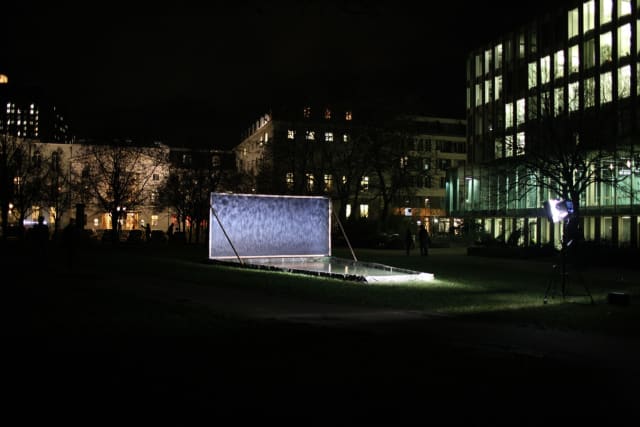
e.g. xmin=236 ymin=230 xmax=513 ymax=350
xmin=3 ymin=1 xmax=569 ymax=149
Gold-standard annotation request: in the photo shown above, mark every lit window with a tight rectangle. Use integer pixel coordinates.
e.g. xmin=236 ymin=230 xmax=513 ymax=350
xmin=345 ymin=204 xmax=352 ymax=218
xmin=528 ymin=62 xmax=537 ymax=89
xmin=505 ymin=135 xmax=514 ymax=157
xmin=324 ymin=108 xmax=331 ymax=119
xmin=286 ymin=172 xmax=294 ymax=189
xmin=569 ymin=45 xmax=579 ymax=74
xmin=151 ymin=215 xmax=158 ymax=226
xmin=287 ymin=130 xmax=295 ymax=140
xmin=554 ymin=87 xmax=564 ymax=116
xmin=400 ymin=156 xmax=408 ymax=168
xmin=342 ymin=176 xmax=347 ymax=184
xmin=484 ymin=49 xmax=492 ymax=74
xmin=360 ymin=176 xmax=369 ymax=192
xmin=568 ymin=8 xmax=579 ymax=39
xmin=303 ymin=107 xmax=311 ymax=118
xmin=637 ymin=20 xmax=640 ymax=55
xmin=618 ymin=65 xmax=631 ymax=98
xmin=600 ymin=32 xmax=612 ymax=65
xmin=516 ymin=132 xmax=525 ymax=156
xmin=484 ymin=79 xmax=492 ymax=103
xmin=0 ymin=74 xmax=7 ymax=84
xmin=601 ymin=0 xmax=612 ymax=24
xmin=540 ymin=55 xmax=550 ymax=84
xmin=343 ymin=133 xmax=349 ymax=143
xmin=359 ymin=204 xmax=369 ymax=219
xmin=583 ymin=39 xmax=595 ymax=69
xmin=345 ymin=111 xmax=352 ymax=121
xmin=305 ymin=130 xmax=315 ymax=141
xmin=617 ymin=0 xmax=631 ymax=18
xmin=584 ymin=77 xmax=595 ymax=108
xmin=568 ymin=81 xmax=580 ymax=112
xmin=325 ymin=132 xmax=333 ymax=142
xmin=494 ymin=44 xmax=502 ymax=69
xmin=505 ymin=102 xmax=514 ymax=128
xmin=600 ymin=71 xmax=613 ymax=104
xmin=324 ymin=174 xmax=333 ymax=191
xmin=494 ymin=75 xmax=502 ymax=100
xmin=618 ymin=24 xmax=631 ymax=58
xmin=475 ymin=83 xmax=482 ymax=106
xmin=583 ymin=1 xmax=595 ymax=33
xmin=516 ymin=98 xmax=525 ymax=126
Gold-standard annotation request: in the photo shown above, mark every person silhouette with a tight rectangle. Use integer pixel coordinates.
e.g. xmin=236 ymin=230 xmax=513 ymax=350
xmin=145 ymin=223 xmax=151 ymax=242
xmin=419 ymin=225 xmax=430 ymax=256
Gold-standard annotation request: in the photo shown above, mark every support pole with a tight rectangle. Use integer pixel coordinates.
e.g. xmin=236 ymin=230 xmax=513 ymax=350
xmin=210 ymin=206 xmax=243 ymax=264
xmin=333 ymin=211 xmax=357 ymax=262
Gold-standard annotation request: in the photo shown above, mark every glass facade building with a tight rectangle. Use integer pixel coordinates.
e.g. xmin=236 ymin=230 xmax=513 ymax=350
xmin=450 ymin=0 xmax=640 ymax=248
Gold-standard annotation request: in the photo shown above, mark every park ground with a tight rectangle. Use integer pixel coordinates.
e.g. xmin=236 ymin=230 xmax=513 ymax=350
xmin=2 ymin=240 xmax=639 ymax=425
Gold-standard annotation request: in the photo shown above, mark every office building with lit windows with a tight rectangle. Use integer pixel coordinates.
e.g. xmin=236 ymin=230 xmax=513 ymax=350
xmin=448 ymin=0 xmax=640 ymax=248
xmin=0 ymin=77 xmax=71 ymax=143
xmin=235 ymin=105 xmax=465 ymax=235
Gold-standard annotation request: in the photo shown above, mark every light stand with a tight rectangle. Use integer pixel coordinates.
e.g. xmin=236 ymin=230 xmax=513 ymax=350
xmin=544 ymin=215 xmax=594 ymax=305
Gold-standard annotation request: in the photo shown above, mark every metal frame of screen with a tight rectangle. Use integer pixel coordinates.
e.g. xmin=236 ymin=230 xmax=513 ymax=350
xmin=209 ymin=193 xmax=331 ymax=260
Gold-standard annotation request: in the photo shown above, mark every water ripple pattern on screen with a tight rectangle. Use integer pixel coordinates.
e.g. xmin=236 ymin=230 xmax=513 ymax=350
xmin=210 ymin=193 xmax=331 ymax=259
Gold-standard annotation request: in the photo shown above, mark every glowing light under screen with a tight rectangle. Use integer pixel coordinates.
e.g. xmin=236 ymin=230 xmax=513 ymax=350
xmin=209 ymin=193 xmax=331 ymax=259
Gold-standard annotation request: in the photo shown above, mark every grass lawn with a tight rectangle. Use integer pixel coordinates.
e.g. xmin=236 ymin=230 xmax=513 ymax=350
xmin=8 ymin=240 xmax=636 ymax=339
xmin=4 ymin=240 xmax=639 ymax=424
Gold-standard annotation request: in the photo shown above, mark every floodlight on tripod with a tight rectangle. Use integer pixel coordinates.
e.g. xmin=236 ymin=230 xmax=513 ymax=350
xmin=543 ymin=198 xmax=574 ymax=224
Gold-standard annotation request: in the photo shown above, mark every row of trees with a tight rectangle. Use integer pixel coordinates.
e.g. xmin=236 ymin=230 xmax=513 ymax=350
xmin=1 ymin=134 xmax=71 ymax=238
xmin=0 ymin=135 xmax=246 ymax=244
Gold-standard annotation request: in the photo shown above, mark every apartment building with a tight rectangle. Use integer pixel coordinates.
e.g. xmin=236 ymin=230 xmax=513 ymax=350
xmin=235 ymin=104 xmax=465 ymax=234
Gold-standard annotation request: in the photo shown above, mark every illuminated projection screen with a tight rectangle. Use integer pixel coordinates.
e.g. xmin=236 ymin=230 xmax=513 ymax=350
xmin=209 ymin=193 xmax=331 ymax=259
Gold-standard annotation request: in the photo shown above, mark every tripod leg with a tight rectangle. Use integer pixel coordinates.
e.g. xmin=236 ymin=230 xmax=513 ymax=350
xmin=577 ymin=271 xmax=595 ymax=305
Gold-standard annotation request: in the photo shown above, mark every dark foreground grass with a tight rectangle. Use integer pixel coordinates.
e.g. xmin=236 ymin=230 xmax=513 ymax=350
xmin=3 ymin=241 xmax=640 ymax=425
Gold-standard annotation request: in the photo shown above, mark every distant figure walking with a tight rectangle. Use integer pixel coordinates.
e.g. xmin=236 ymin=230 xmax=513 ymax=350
xmin=404 ymin=227 xmax=413 ymax=256
xmin=419 ymin=225 xmax=430 ymax=256
xmin=145 ymin=223 xmax=152 ymax=242
xmin=167 ymin=223 xmax=174 ymax=237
